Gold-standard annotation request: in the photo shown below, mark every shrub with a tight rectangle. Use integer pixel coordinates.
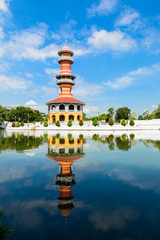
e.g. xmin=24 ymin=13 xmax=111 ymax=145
xmin=130 ymin=134 xmax=135 ymax=141
xmin=68 ymin=134 xmax=72 ymax=140
xmin=56 ymin=121 xmax=60 ymax=127
xmin=92 ymin=118 xmax=98 ymax=126
xmin=79 ymin=120 xmax=83 ymax=126
xmin=108 ymin=119 xmax=114 ymax=126
xmin=129 ymin=119 xmax=135 ymax=126
xmin=16 ymin=122 xmax=20 ymax=127
xmin=67 ymin=120 xmax=72 ymax=127
xmin=79 ymin=134 xmax=83 ymax=140
xmin=21 ymin=121 xmax=24 ymax=127
xmin=122 ymin=134 xmax=127 ymax=142
xmin=121 ymin=119 xmax=127 ymax=126
xmin=43 ymin=121 xmax=48 ymax=127
xmin=108 ymin=134 xmax=114 ymax=142
xmin=56 ymin=134 xmax=60 ymax=139
xmin=12 ymin=122 xmax=15 ymax=127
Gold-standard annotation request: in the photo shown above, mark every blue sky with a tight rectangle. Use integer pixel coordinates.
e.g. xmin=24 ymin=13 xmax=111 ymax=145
xmin=0 ymin=0 xmax=160 ymax=116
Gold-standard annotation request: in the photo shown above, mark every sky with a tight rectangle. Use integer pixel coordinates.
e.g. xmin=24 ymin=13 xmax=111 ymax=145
xmin=0 ymin=0 xmax=160 ymax=117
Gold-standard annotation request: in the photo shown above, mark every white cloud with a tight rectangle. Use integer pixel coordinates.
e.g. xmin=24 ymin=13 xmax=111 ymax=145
xmin=87 ymin=0 xmax=118 ymax=17
xmin=25 ymin=73 xmax=33 ymax=78
xmin=105 ymin=64 xmax=157 ymax=90
xmin=83 ymin=105 xmax=100 ymax=117
xmin=41 ymin=86 xmax=57 ymax=97
xmin=72 ymin=47 xmax=92 ymax=56
xmin=106 ymin=76 xmax=134 ymax=90
xmin=0 ymin=75 xmax=33 ymax=91
xmin=88 ymin=29 xmax=137 ymax=52
xmin=74 ymin=75 xmax=102 ymax=98
xmin=0 ymin=23 xmax=60 ymax=61
xmin=115 ymin=8 xmax=140 ymax=27
xmin=89 ymin=207 xmax=138 ymax=232
xmin=143 ymin=28 xmax=160 ymax=52
xmin=45 ymin=68 xmax=59 ymax=76
xmin=0 ymin=0 xmax=9 ymax=12
xmin=25 ymin=100 xmax=37 ymax=106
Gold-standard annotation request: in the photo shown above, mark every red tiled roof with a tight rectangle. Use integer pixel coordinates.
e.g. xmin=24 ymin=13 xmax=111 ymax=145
xmin=46 ymin=97 xmax=85 ymax=105
xmin=48 ymin=155 xmax=84 ymax=162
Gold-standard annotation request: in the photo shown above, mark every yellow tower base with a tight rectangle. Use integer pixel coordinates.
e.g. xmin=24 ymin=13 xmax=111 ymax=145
xmin=48 ymin=112 xmax=83 ymax=124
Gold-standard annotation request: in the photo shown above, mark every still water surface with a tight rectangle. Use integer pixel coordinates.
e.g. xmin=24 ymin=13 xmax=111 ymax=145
xmin=0 ymin=131 xmax=160 ymax=239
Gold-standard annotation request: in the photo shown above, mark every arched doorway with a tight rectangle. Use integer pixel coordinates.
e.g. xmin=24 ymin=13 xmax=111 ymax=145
xmin=52 ymin=115 xmax=56 ymax=123
xmin=69 ymin=104 xmax=74 ymax=111
xmin=69 ymin=115 xmax=74 ymax=121
xmin=60 ymin=115 xmax=65 ymax=121
xmin=59 ymin=104 xmax=65 ymax=111
xmin=77 ymin=115 xmax=80 ymax=121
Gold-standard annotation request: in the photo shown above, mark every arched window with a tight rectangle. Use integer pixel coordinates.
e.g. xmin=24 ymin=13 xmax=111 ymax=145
xmin=60 ymin=115 xmax=65 ymax=121
xmin=69 ymin=104 xmax=74 ymax=111
xmin=60 ymin=138 xmax=65 ymax=144
xmin=52 ymin=105 xmax=56 ymax=111
xmin=59 ymin=104 xmax=65 ymax=111
xmin=69 ymin=138 xmax=74 ymax=144
xmin=77 ymin=105 xmax=81 ymax=111
xmin=69 ymin=115 xmax=74 ymax=121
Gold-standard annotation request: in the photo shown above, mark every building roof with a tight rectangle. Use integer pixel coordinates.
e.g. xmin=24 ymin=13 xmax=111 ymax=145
xmin=58 ymin=45 xmax=74 ymax=56
xmin=46 ymin=97 xmax=85 ymax=105
xmin=61 ymin=46 xmax=71 ymax=51
xmin=48 ymin=155 xmax=84 ymax=162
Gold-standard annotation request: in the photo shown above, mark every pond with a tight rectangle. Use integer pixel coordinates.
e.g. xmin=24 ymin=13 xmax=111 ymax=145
xmin=0 ymin=130 xmax=160 ymax=240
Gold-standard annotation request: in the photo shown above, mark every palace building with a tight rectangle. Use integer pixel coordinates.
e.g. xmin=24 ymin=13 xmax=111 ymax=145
xmin=46 ymin=45 xmax=85 ymax=124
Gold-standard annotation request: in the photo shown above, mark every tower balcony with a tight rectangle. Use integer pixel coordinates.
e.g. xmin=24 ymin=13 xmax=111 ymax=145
xmin=56 ymin=79 xmax=75 ymax=85
xmin=58 ymin=56 xmax=74 ymax=64
xmin=56 ymin=74 xmax=76 ymax=80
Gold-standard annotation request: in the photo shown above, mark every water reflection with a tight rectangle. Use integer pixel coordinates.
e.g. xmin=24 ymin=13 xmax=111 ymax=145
xmin=92 ymin=134 xmax=135 ymax=151
xmin=47 ymin=134 xmax=85 ymax=218
xmin=0 ymin=131 xmax=160 ymax=239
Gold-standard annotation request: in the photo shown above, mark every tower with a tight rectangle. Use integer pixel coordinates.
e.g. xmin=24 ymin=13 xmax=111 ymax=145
xmin=46 ymin=46 xmax=85 ymax=124
xmin=47 ymin=134 xmax=85 ymax=217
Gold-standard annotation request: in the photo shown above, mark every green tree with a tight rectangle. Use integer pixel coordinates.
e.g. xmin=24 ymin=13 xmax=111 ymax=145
xmin=121 ymin=119 xmax=127 ymax=126
xmin=92 ymin=118 xmax=98 ymax=126
xmin=7 ymin=106 xmax=43 ymax=122
xmin=115 ymin=107 xmax=131 ymax=120
xmin=67 ymin=120 xmax=72 ymax=127
xmin=43 ymin=121 xmax=48 ymax=127
xmin=129 ymin=119 xmax=135 ymax=126
xmin=108 ymin=119 xmax=114 ymax=126
xmin=108 ymin=107 xmax=114 ymax=118
xmin=56 ymin=121 xmax=60 ymax=127
xmin=0 ymin=105 xmax=6 ymax=119
xmin=0 ymin=116 xmax=3 ymax=125
xmin=0 ymin=211 xmax=14 ymax=240
xmin=156 ymin=105 xmax=160 ymax=118
xmin=138 ymin=115 xmax=143 ymax=120
xmin=79 ymin=120 xmax=83 ymax=126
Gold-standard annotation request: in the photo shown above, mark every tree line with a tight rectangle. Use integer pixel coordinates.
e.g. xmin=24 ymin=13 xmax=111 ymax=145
xmin=84 ymin=105 xmax=160 ymax=122
xmin=0 ymin=105 xmax=47 ymax=124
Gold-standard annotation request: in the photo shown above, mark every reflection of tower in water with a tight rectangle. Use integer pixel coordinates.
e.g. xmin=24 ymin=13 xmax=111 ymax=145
xmin=47 ymin=135 xmax=84 ymax=217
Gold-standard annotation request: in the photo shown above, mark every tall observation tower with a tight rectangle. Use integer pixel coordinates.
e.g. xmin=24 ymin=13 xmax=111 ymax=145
xmin=46 ymin=45 xmax=85 ymax=124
